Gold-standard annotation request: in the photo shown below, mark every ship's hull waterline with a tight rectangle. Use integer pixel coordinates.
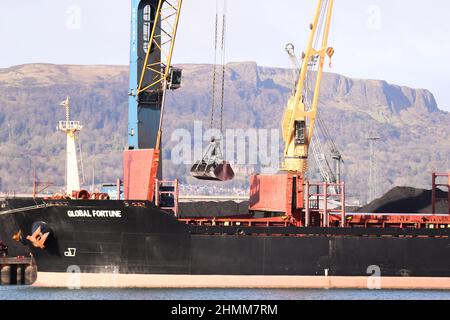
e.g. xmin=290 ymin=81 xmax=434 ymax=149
xmin=1 ymin=198 xmax=449 ymax=288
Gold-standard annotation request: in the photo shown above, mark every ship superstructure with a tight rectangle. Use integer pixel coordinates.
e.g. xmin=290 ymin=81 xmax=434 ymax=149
xmin=58 ymin=97 xmax=83 ymax=196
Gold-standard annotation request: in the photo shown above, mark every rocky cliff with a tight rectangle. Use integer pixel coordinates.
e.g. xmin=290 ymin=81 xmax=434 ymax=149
xmin=0 ymin=63 xmax=448 ymax=203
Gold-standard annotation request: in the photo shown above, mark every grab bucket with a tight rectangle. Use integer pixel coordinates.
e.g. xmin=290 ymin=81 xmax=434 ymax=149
xmin=190 ymin=160 xmax=235 ymax=182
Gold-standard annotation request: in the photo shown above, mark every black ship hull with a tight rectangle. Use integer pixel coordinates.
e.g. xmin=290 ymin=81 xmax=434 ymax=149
xmin=1 ymin=198 xmax=450 ymax=277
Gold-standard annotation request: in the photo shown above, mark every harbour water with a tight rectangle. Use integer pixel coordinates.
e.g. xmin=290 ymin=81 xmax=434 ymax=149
xmin=1 ymin=287 xmax=450 ymax=300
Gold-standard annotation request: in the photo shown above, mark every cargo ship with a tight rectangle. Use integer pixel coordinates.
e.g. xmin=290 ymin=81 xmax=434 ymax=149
xmin=1 ymin=0 xmax=450 ymax=288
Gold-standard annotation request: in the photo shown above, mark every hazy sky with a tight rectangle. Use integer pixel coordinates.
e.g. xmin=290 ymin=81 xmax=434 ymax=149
xmin=1 ymin=0 xmax=450 ymax=111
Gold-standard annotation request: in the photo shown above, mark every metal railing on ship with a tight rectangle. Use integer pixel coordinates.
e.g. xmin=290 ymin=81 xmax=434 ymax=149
xmin=155 ymin=179 xmax=179 ymax=217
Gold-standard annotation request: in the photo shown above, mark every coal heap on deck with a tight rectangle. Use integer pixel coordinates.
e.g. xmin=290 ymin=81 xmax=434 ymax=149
xmin=178 ymin=201 xmax=251 ymax=218
xmin=358 ymin=187 xmax=449 ymax=214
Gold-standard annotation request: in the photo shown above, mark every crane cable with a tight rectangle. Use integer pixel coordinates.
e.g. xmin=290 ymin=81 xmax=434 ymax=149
xmin=312 ymin=0 xmax=344 ymax=166
xmin=219 ymin=0 xmax=227 ymax=133
xmin=313 ymin=1 xmax=343 ymax=161
xmin=209 ymin=0 xmax=227 ymax=133
xmin=209 ymin=0 xmax=219 ymax=129
xmin=317 ymin=112 xmax=340 ymax=156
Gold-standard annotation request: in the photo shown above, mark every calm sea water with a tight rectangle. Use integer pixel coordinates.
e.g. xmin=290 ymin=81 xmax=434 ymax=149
xmin=0 ymin=287 xmax=450 ymax=300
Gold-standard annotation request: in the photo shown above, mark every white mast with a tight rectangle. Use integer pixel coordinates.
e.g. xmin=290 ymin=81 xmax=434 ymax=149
xmin=58 ymin=97 xmax=83 ymax=196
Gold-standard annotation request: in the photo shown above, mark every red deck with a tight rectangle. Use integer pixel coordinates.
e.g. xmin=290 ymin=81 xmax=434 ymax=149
xmin=177 ymin=173 xmax=450 ymax=230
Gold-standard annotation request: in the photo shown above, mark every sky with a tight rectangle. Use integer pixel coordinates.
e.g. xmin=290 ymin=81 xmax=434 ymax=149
xmin=1 ymin=0 xmax=450 ymax=111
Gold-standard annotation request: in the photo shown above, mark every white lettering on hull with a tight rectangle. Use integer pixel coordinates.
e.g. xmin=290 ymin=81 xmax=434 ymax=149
xmin=67 ymin=210 xmax=122 ymax=218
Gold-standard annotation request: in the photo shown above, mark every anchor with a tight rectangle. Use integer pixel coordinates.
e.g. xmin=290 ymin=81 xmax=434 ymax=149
xmin=26 ymin=226 xmax=50 ymax=249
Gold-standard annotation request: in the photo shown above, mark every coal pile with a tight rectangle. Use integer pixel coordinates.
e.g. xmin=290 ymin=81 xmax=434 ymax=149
xmin=357 ymin=187 xmax=449 ymax=214
xmin=178 ymin=201 xmax=251 ymax=218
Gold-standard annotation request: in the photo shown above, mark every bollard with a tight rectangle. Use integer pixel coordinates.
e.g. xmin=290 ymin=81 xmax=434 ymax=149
xmin=25 ymin=265 xmax=38 ymax=285
xmin=0 ymin=266 xmax=11 ymax=285
xmin=16 ymin=265 xmax=23 ymax=285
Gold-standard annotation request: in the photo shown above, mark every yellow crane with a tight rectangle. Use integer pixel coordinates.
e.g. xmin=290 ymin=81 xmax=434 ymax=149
xmin=281 ymin=0 xmax=335 ymax=174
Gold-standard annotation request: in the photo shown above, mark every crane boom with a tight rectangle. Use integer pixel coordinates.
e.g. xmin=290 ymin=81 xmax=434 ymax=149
xmin=124 ymin=0 xmax=183 ymax=201
xmin=281 ymin=0 xmax=334 ymax=174
xmin=128 ymin=0 xmax=183 ymax=153
xmin=137 ymin=0 xmax=183 ymax=151
xmin=285 ymin=43 xmax=341 ymax=185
